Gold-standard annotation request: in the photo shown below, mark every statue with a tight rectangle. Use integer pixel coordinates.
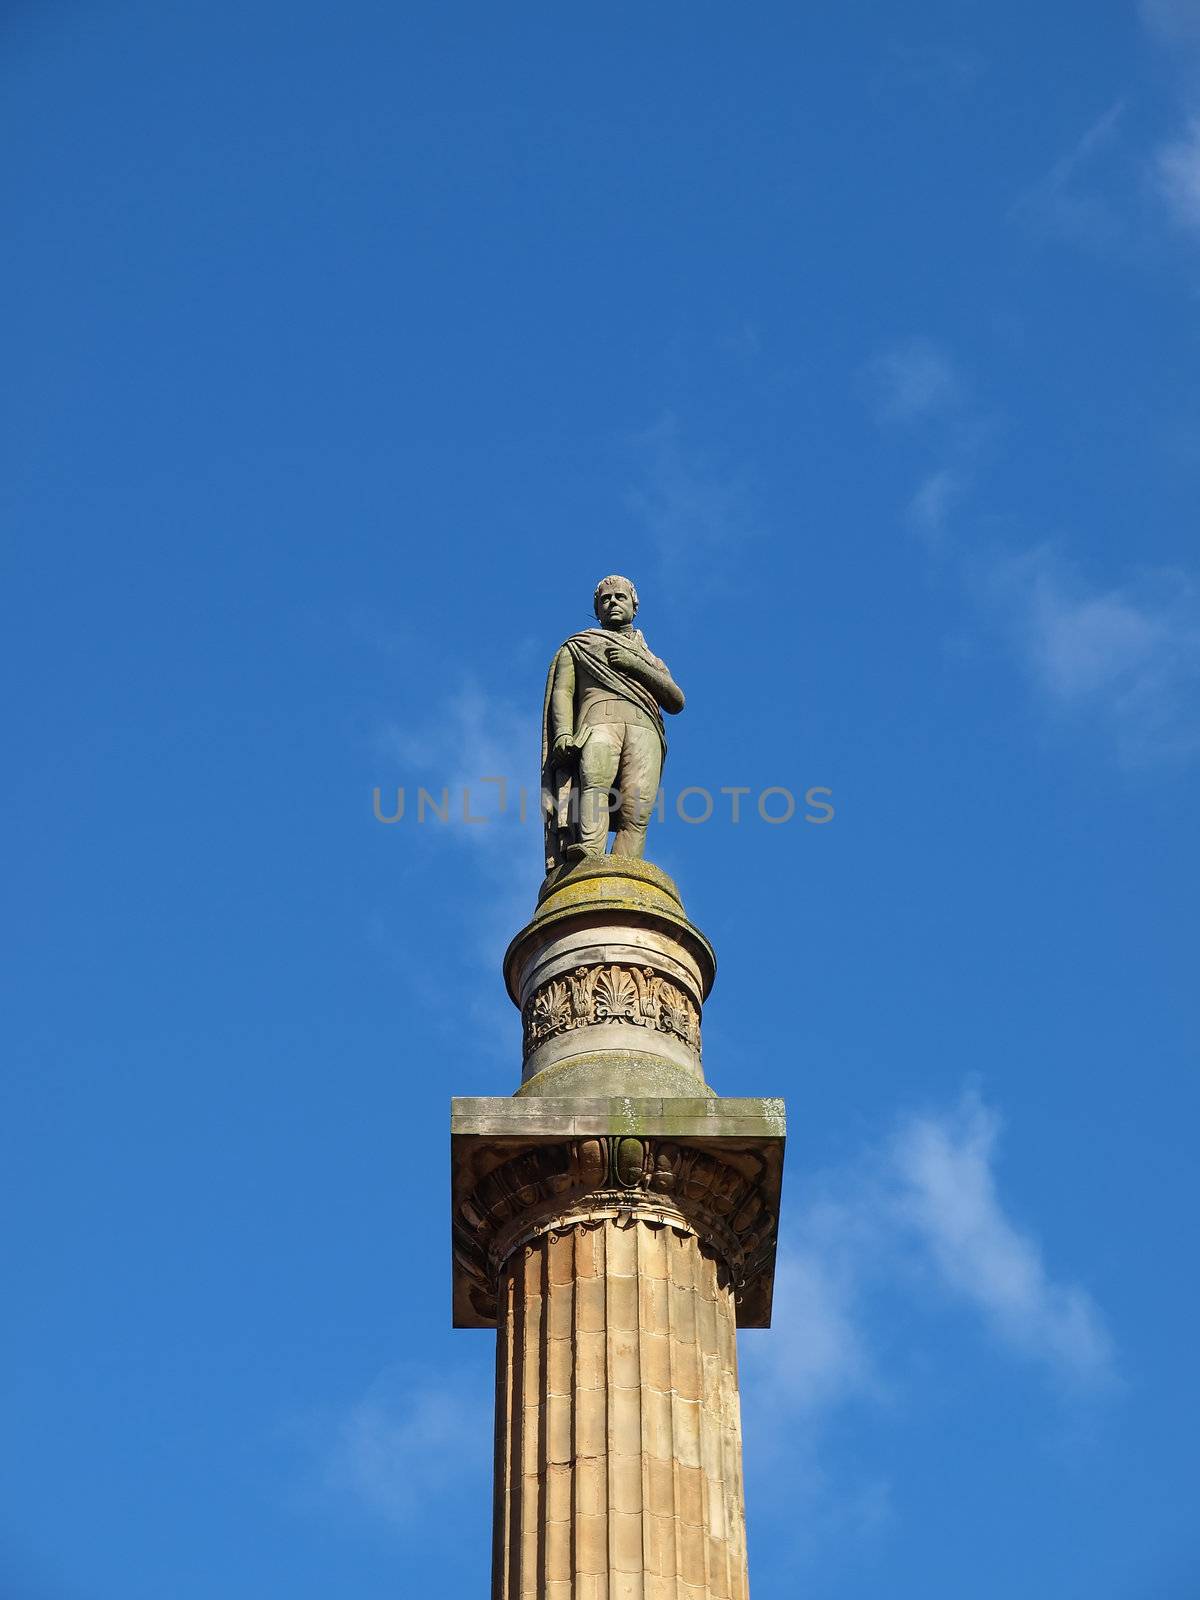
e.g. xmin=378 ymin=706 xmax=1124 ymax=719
xmin=540 ymin=575 xmax=685 ymax=872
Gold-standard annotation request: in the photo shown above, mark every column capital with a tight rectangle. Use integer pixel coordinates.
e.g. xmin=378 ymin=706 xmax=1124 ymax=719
xmin=451 ymin=1095 xmax=786 ymax=1331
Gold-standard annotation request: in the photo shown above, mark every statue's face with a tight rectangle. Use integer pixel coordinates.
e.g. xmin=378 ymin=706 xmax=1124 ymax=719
xmin=596 ymin=586 xmax=635 ymax=627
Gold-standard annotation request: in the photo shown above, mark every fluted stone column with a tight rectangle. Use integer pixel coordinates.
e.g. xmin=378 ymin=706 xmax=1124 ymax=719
xmin=452 ymin=859 xmax=784 ymax=1597
xmin=494 ymin=1217 xmax=747 ymax=1600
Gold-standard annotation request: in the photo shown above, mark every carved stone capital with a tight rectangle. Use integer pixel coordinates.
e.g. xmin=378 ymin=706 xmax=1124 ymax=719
xmin=453 ymin=1132 xmax=779 ymax=1328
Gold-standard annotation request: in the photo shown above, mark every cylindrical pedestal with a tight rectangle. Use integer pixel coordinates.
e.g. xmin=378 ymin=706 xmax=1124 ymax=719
xmin=503 ymin=858 xmax=717 ymax=1101
xmin=493 ymin=1216 xmax=749 ymax=1600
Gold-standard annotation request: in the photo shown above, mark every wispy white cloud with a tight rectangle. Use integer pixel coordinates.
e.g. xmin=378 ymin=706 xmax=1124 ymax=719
xmin=322 ymin=1363 xmax=491 ymax=1526
xmin=371 ymin=681 xmax=540 ymax=1017
xmin=1155 ymin=115 xmax=1200 ymax=230
xmin=869 ymin=337 xmax=963 ymax=424
xmin=718 ymin=321 xmax=762 ymax=360
xmin=1015 ymin=10 xmax=1200 ymax=257
xmin=1010 ymin=100 xmax=1128 ymax=251
xmin=868 ymin=324 xmax=1200 ymax=766
xmin=984 ymin=546 xmax=1200 ymax=763
xmin=885 ymin=42 xmax=984 ymax=96
xmin=907 ymin=466 xmax=963 ymax=544
xmin=1140 ymin=0 xmax=1200 ymax=46
xmin=890 ymin=1092 xmax=1115 ymax=1388
xmin=742 ymin=1087 xmax=1113 ymax=1565
xmin=375 ymin=681 xmax=538 ymax=892
xmin=743 ymin=1442 xmax=894 ymax=1577
xmin=627 ymin=413 xmax=758 ymax=593
xmin=749 ymin=1199 xmax=880 ymax=1416
xmin=1138 ymin=1 xmax=1200 ymax=238
xmin=746 ymin=1087 xmax=1114 ymax=1418
xmin=377 ymin=681 xmax=538 ymax=827
xmin=867 ymin=334 xmax=988 ymax=546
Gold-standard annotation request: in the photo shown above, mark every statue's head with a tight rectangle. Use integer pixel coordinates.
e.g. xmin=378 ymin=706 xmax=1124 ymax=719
xmin=593 ymin=574 xmax=639 ymax=628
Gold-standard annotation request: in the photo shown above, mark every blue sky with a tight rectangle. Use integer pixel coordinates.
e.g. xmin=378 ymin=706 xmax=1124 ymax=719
xmin=3 ymin=1 xmax=1198 ymax=1594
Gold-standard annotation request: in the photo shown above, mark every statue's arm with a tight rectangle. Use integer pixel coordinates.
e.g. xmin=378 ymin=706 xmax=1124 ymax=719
xmin=653 ymin=660 xmax=685 ymax=716
xmin=615 ymin=648 xmax=685 ymax=715
xmin=549 ymin=648 xmax=577 ymax=751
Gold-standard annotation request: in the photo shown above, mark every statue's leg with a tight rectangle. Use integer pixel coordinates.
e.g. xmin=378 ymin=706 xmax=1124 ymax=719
xmin=611 ymin=726 xmax=662 ymax=859
xmin=577 ymin=729 xmax=621 ymax=854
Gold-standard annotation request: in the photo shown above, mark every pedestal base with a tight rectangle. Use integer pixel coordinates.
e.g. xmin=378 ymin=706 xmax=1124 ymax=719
xmin=503 ymin=860 xmax=716 ymax=1098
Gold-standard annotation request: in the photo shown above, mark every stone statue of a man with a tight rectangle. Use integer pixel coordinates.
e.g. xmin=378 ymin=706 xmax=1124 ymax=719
xmin=540 ymin=575 xmax=685 ymax=872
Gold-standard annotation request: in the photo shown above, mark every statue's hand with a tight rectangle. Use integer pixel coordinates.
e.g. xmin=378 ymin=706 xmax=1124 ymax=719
xmin=605 ymin=643 xmax=641 ymax=674
xmin=552 ymin=734 xmax=578 ymax=761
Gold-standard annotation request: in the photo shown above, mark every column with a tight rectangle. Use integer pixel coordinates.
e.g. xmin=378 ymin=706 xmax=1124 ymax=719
xmin=493 ymin=1216 xmax=748 ymax=1600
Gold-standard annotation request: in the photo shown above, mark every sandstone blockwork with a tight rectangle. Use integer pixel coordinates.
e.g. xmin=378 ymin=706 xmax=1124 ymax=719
xmin=493 ymin=1217 xmax=749 ymax=1600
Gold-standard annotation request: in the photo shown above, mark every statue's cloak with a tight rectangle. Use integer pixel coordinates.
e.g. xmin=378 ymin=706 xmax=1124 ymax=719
xmin=540 ymin=628 xmax=667 ymax=871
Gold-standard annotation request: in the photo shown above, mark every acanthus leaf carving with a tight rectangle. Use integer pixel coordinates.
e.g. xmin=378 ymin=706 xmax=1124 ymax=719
xmin=593 ymin=965 xmax=640 ymax=1023
xmin=522 ymin=961 xmax=702 ymax=1056
xmin=529 ymin=979 xmax=571 ymax=1038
